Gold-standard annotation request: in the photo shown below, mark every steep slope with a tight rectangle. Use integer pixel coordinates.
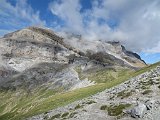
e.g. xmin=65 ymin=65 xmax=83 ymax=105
xmin=27 ymin=62 xmax=160 ymax=120
xmin=62 ymin=34 xmax=146 ymax=68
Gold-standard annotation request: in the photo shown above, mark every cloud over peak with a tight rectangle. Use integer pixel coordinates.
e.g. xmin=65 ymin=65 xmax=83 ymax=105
xmin=0 ymin=0 xmax=160 ymax=54
xmin=49 ymin=0 xmax=160 ymax=53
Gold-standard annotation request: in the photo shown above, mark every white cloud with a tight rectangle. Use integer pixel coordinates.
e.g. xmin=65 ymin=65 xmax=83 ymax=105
xmin=49 ymin=0 xmax=84 ymax=34
xmin=0 ymin=0 xmax=46 ymax=36
xmin=49 ymin=0 xmax=160 ymax=53
xmin=146 ymin=41 xmax=160 ymax=53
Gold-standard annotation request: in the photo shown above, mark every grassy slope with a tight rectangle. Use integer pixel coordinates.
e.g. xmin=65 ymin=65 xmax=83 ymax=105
xmin=0 ymin=62 xmax=160 ymax=120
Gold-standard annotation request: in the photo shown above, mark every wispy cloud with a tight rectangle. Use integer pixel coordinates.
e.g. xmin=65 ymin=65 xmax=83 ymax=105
xmin=49 ymin=0 xmax=160 ymax=53
xmin=49 ymin=0 xmax=84 ymax=34
xmin=0 ymin=0 xmax=46 ymax=36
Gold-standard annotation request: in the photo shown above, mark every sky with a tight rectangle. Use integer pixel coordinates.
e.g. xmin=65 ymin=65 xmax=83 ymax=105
xmin=0 ymin=0 xmax=160 ymax=64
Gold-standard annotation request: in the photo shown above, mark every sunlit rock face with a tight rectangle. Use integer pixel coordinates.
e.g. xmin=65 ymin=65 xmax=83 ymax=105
xmin=0 ymin=26 xmax=146 ymax=91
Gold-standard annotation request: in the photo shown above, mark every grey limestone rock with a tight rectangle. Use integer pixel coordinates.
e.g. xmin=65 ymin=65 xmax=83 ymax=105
xmin=130 ymin=103 xmax=147 ymax=118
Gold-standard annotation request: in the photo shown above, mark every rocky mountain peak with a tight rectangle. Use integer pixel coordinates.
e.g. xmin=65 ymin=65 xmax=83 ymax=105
xmin=0 ymin=27 xmax=146 ymax=92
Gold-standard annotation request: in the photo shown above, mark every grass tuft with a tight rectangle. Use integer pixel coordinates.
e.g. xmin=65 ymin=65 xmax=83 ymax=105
xmin=142 ymin=90 xmax=152 ymax=95
xmin=100 ymin=104 xmax=131 ymax=116
xmin=61 ymin=112 xmax=69 ymax=118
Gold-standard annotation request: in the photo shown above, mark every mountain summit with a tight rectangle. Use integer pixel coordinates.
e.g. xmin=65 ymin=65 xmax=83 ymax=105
xmin=0 ymin=26 xmax=146 ymax=90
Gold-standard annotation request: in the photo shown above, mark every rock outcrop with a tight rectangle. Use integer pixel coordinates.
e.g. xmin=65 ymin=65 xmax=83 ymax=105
xmin=130 ymin=103 xmax=147 ymax=118
xmin=0 ymin=26 xmax=146 ymax=92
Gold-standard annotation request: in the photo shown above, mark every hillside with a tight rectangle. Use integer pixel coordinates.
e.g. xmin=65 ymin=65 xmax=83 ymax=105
xmin=0 ymin=62 xmax=159 ymax=120
xmin=28 ymin=62 xmax=160 ymax=120
xmin=0 ymin=26 xmax=149 ymax=120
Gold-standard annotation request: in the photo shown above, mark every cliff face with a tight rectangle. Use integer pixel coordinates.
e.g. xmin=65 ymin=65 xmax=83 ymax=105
xmin=62 ymin=36 xmax=146 ymax=67
xmin=0 ymin=27 xmax=146 ymax=91
xmin=0 ymin=27 xmax=82 ymax=91
xmin=106 ymin=41 xmax=146 ymax=67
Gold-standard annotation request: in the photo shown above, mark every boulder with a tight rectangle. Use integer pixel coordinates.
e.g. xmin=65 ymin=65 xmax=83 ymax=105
xmin=130 ymin=103 xmax=147 ymax=118
xmin=145 ymin=100 xmax=155 ymax=110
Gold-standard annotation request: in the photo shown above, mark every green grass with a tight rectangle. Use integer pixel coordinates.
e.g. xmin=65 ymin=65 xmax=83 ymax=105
xmin=140 ymin=85 xmax=150 ymax=90
xmin=0 ymin=79 xmax=129 ymax=120
xmin=68 ymin=112 xmax=78 ymax=118
xmin=61 ymin=112 xmax=69 ymax=118
xmin=142 ymin=90 xmax=153 ymax=95
xmin=0 ymin=61 xmax=160 ymax=120
xmin=84 ymin=100 xmax=96 ymax=105
xmin=74 ymin=66 xmax=86 ymax=80
xmin=117 ymin=90 xmax=133 ymax=99
xmin=100 ymin=104 xmax=131 ymax=116
xmin=48 ymin=113 xmax=61 ymax=120
xmin=74 ymin=104 xmax=83 ymax=110
xmin=76 ymin=66 xmax=135 ymax=83
xmin=100 ymin=105 xmax=108 ymax=110
xmin=132 ymin=62 xmax=160 ymax=77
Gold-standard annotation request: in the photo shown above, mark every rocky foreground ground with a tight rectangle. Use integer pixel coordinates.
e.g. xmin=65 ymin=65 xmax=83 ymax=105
xmin=28 ymin=66 xmax=160 ymax=120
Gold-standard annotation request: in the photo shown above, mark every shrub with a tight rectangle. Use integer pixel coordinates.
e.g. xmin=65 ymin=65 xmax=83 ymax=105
xmin=61 ymin=112 xmax=69 ymax=118
xmin=69 ymin=112 xmax=78 ymax=118
xmin=74 ymin=104 xmax=83 ymax=109
xmin=49 ymin=113 xmax=61 ymax=120
xmin=100 ymin=105 xmax=108 ymax=110
xmin=142 ymin=90 xmax=152 ymax=95
xmin=101 ymin=104 xmax=131 ymax=116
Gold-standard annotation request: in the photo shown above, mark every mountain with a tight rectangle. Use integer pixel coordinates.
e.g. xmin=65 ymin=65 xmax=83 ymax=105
xmin=0 ymin=26 xmax=146 ymax=90
xmin=28 ymin=62 xmax=160 ymax=120
xmin=0 ymin=26 xmax=150 ymax=120
xmin=62 ymin=34 xmax=146 ymax=68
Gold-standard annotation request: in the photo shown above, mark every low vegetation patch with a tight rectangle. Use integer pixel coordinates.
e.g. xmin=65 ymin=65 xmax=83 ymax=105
xmin=117 ymin=90 xmax=133 ymax=99
xmin=83 ymin=100 xmax=96 ymax=105
xmin=61 ymin=112 xmax=69 ymax=118
xmin=88 ymin=67 xmax=134 ymax=83
xmin=48 ymin=113 xmax=61 ymax=120
xmin=141 ymin=80 xmax=154 ymax=86
xmin=68 ymin=112 xmax=78 ymax=118
xmin=74 ymin=104 xmax=83 ymax=110
xmin=142 ymin=90 xmax=153 ymax=95
xmin=100 ymin=105 xmax=108 ymax=110
xmin=140 ymin=85 xmax=151 ymax=90
xmin=75 ymin=66 xmax=86 ymax=80
xmin=100 ymin=104 xmax=131 ymax=116
xmin=132 ymin=62 xmax=160 ymax=76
